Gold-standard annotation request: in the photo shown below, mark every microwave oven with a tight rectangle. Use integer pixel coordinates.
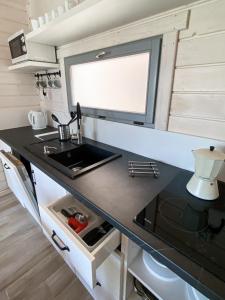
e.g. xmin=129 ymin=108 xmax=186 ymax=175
xmin=8 ymin=30 xmax=56 ymax=64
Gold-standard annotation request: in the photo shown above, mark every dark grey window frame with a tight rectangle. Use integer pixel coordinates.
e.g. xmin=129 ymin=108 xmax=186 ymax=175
xmin=64 ymin=36 xmax=162 ymax=128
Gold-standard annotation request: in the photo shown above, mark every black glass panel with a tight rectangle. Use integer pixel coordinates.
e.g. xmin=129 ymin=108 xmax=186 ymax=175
xmin=134 ymin=172 xmax=225 ymax=283
xmin=9 ymin=33 xmax=26 ymax=59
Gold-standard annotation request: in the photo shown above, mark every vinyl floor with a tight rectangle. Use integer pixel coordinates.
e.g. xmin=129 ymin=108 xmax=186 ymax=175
xmin=0 ymin=192 xmax=92 ymax=300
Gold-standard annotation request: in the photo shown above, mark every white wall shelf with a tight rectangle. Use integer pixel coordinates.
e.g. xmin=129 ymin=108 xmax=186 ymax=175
xmin=8 ymin=61 xmax=59 ymax=72
xmin=26 ymin=0 xmax=189 ymax=47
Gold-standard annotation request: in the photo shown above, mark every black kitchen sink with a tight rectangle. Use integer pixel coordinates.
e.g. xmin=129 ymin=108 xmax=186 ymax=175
xmin=26 ymin=141 xmax=121 ymax=179
xmin=48 ymin=143 xmax=120 ymax=178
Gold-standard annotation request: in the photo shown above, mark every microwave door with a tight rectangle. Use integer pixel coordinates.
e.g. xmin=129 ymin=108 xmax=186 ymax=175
xmin=8 ymin=32 xmax=27 ymax=63
xmin=0 ymin=151 xmax=40 ymax=224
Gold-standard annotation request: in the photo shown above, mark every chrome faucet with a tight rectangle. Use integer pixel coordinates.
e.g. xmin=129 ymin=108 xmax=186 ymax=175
xmin=43 ymin=145 xmax=57 ymax=155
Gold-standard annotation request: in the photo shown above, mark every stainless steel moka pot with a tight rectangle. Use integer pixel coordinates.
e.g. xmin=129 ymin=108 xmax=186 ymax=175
xmin=186 ymin=146 xmax=225 ymax=200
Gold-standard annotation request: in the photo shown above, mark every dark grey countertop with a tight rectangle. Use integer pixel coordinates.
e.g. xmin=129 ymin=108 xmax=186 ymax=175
xmin=0 ymin=126 xmax=224 ymax=300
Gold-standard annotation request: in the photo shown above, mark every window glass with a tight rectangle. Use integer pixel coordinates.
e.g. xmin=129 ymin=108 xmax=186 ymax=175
xmin=70 ymin=52 xmax=150 ymax=114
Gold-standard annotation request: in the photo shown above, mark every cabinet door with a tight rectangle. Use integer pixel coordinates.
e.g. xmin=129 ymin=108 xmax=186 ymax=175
xmin=0 ymin=151 xmax=40 ymax=224
xmin=31 ymin=164 xmax=67 ymax=206
xmin=0 ymin=140 xmax=12 ymax=152
xmin=94 ymin=252 xmax=122 ymax=300
xmin=0 ymin=140 xmax=11 ymax=192
xmin=0 ymin=153 xmax=25 ymax=208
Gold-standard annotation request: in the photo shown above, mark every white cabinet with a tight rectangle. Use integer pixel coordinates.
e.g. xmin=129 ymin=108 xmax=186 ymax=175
xmin=0 ymin=140 xmax=12 ymax=152
xmin=0 ymin=151 xmax=40 ymax=224
xmin=39 ymin=194 xmax=121 ymax=291
xmin=122 ymin=236 xmax=209 ymax=300
xmin=94 ymin=251 xmax=122 ymax=300
xmin=31 ymin=163 xmax=67 ymax=206
xmin=0 ymin=140 xmax=12 ymax=193
xmin=0 ymin=152 xmax=25 ymax=208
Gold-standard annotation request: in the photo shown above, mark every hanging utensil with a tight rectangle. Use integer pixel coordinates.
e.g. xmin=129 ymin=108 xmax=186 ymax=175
xmin=67 ymin=111 xmax=77 ymax=126
xmin=51 ymin=114 xmax=61 ymax=125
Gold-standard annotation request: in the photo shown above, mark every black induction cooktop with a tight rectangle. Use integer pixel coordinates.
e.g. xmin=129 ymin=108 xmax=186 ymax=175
xmin=134 ymin=172 xmax=225 ymax=283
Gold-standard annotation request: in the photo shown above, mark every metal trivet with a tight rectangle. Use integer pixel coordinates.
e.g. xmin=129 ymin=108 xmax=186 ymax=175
xmin=128 ymin=160 xmax=160 ymax=178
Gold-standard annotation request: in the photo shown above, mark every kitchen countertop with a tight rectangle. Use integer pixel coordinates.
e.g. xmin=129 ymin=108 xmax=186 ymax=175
xmin=0 ymin=126 xmax=224 ymax=300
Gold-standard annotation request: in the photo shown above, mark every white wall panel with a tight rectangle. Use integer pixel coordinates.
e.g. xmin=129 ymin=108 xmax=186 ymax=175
xmin=169 ymin=116 xmax=225 ymax=141
xmin=180 ymin=0 xmax=225 ymax=38
xmin=0 ymin=106 xmax=40 ymax=130
xmin=0 ymin=73 xmax=36 ymax=85
xmin=170 ymin=93 xmax=225 ymax=120
xmin=170 ymin=0 xmax=225 ymax=140
xmin=0 ymin=1 xmax=40 ymax=192
xmin=0 ymin=32 xmax=9 ymax=46
xmin=0 ymin=3 xmax=27 ymax=24
xmin=0 ymin=59 xmax=10 ymax=72
xmin=0 ymin=46 xmax=10 ymax=59
xmin=0 ymin=19 xmax=28 ymax=34
xmin=0 ymin=95 xmax=40 ymax=108
xmin=177 ymin=32 xmax=225 ymax=66
xmin=173 ymin=65 xmax=225 ymax=92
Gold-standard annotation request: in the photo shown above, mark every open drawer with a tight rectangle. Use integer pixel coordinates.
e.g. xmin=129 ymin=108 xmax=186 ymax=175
xmin=39 ymin=195 xmax=121 ymax=289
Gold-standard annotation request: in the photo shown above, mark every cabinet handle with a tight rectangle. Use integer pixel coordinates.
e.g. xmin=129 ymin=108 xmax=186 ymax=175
xmin=51 ymin=230 xmax=70 ymax=252
xmin=4 ymin=163 xmax=10 ymax=170
xmin=95 ymin=51 xmax=107 ymax=59
xmin=31 ymin=170 xmax=36 ymax=185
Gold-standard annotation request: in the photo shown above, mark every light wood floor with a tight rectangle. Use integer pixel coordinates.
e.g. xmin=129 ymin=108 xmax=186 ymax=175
xmin=0 ymin=192 xmax=92 ymax=300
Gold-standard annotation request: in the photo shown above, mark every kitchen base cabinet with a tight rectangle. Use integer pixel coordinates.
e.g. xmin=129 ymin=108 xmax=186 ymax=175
xmin=0 ymin=150 xmax=40 ymax=224
xmin=31 ymin=164 xmax=67 ymax=206
xmin=121 ymin=236 xmax=209 ymax=300
xmin=93 ymin=251 xmax=123 ymax=300
xmin=0 ymin=140 xmax=12 ymax=153
xmin=39 ymin=194 xmax=121 ymax=295
xmin=0 ymin=140 xmax=11 ymax=194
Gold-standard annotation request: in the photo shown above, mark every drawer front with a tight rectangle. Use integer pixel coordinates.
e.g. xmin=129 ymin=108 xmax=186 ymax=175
xmin=40 ymin=205 xmax=120 ymax=289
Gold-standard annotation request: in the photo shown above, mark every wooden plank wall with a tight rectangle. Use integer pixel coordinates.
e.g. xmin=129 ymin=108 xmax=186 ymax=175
xmin=0 ymin=0 xmax=40 ymax=131
xmin=0 ymin=0 xmax=40 ymax=192
xmin=169 ymin=0 xmax=225 ymax=140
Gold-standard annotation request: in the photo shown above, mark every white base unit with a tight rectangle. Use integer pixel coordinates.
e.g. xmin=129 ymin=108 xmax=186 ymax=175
xmin=31 ymin=164 xmax=67 ymax=206
xmin=0 ymin=151 xmax=40 ymax=224
xmin=128 ymin=252 xmax=185 ymax=300
xmin=94 ymin=251 xmax=122 ymax=300
xmin=128 ymin=251 xmax=209 ymax=300
xmin=39 ymin=194 xmax=120 ymax=289
xmin=0 ymin=140 xmax=12 ymax=152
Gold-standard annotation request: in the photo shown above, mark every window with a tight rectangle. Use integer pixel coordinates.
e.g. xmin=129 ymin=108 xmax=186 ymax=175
xmin=64 ymin=36 xmax=161 ymax=127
